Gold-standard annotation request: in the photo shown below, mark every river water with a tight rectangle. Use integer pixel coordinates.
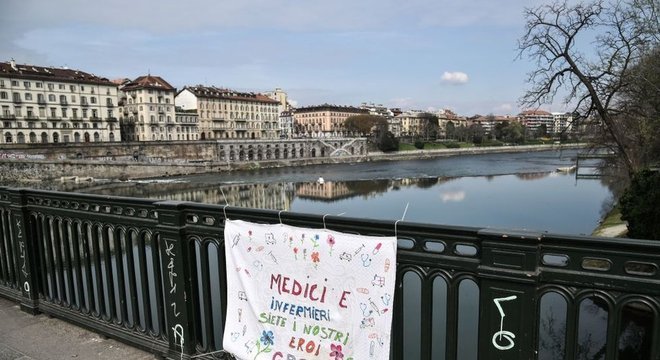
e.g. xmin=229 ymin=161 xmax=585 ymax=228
xmin=67 ymin=149 xmax=611 ymax=236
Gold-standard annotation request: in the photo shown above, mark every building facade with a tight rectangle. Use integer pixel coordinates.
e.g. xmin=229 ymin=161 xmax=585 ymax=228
xmin=175 ymin=108 xmax=200 ymax=141
xmin=279 ymin=111 xmax=293 ymax=139
xmin=117 ymin=75 xmax=177 ymax=141
xmin=552 ymin=112 xmax=574 ymax=136
xmin=0 ymin=60 xmax=120 ymax=144
xmin=293 ymin=104 xmax=368 ymax=137
xmin=396 ymin=110 xmax=438 ymax=138
xmin=519 ymin=110 xmax=554 ymax=135
xmin=175 ymin=85 xmax=280 ymax=140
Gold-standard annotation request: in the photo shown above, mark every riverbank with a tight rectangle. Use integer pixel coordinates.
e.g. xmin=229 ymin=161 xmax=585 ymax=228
xmin=592 ymin=207 xmax=628 ymax=237
xmin=1 ymin=143 xmax=586 ymax=183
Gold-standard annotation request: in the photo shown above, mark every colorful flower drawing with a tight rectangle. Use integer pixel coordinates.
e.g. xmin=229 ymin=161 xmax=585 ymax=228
xmin=254 ymin=330 xmax=274 ymax=359
xmin=327 ymin=235 xmax=336 ymax=255
xmin=293 ymin=247 xmax=299 ymax=260
xmin=330 ymin=343 xmax=344 ymax=359
xmin=311 ymin=251 xmax=320 ymax=268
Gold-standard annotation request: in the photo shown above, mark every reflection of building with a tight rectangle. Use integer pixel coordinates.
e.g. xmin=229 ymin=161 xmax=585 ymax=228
xmin=293 ymin=104 xmax=368 ymax=137
xmin=118 ymin=75 xmax=177 ymax=141
xmin=0 ymin=59 xmax=120 ymax=144
xmin=516 ymin=172 xmax=551 ymax=181
xmin=175 ymin=85 xmax=280 ymax=140
xmin=296 ymin=181 xmax=356 ymax=201
xmin=90 ymin=182 xmax=294 ymax=210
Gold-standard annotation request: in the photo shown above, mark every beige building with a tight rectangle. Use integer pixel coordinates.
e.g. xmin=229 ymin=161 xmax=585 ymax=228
xmin=118 ymin=75 xmax=178 ymax=141
xmin=0 ymin=60 xmax=120 ymax=144
xmin=519 ymin=110 xmax=554 ymax=135
xmin=293 ymin=104 xmax=367 ymax=137
xmin=175 ymin=108 xmax=200 ymax=141
xmin=396 ymin=111 xmax=435 ymax=137
xmin=175 ymin=85 xmax=280 ymax=140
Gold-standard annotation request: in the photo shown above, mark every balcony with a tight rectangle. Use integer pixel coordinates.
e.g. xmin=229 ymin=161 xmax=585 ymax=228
xmin=60 ymin=100 xmax=68 ymax=106
xmin=107 ymin=117 xmax=117 ymax=122
xmin=106 ymin=102 xmax=114 ymax=108
xmin=70 ymin=116 xmax=82 ymax=121
xmin=37 ymin=98 xmax=47 ymax=105
xmin=90 ymin=116 xmax=101 ymax=121
xmin=47 ymin=116 xmax=61 ymax=121
xmin=25 ymin=116 xmax=39 ymax=121
xmin=12 ymin=98 xmax=21 ymax=104
xmin=81 ymin=101 xmax=89 ymax=107
xmin=0 ymin=114 xmax=16 ymax=120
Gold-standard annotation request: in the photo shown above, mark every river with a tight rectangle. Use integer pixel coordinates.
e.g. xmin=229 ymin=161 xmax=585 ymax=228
xmin=61 ymin=148 xmax=611 ymax=236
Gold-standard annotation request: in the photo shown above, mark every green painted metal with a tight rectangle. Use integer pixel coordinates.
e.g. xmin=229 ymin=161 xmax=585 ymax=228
xmin=0 ymin=187 xmax=658 ymax=359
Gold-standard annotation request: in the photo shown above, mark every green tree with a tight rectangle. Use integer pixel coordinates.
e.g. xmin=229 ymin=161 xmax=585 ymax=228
xmin=344 ymin=115 xmax=387 ymax=136
xmin=445 ymin=120 xmax=456 ymax=139
xmin=619 ymin=170 xmax=660 ymax=239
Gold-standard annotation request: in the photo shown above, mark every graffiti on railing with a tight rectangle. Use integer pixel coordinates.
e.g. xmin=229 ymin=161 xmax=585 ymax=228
xmin=492 ymin=295 xmax=517 ymax=351
xmin=165 ymin=238 xmax=184 ymax=353
xmin=14 ymin=216 xmax=30 ymax=294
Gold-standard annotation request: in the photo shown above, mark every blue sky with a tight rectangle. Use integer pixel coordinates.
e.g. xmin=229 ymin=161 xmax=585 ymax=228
xmin=0 ymin=0 xmax=572 ymax=115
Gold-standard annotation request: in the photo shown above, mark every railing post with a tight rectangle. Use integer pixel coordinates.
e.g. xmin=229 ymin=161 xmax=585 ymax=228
xmin=476 ymin=229 xmax=541 ymax=360
xmin=156 ymin=200 xmax=196 ymax=359
xmin=8 ymin=188 xmax=40 ymax=314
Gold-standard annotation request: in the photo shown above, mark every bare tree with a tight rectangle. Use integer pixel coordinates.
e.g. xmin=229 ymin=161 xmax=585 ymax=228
xmin=518 ymin=0 xmax=659 ymax=175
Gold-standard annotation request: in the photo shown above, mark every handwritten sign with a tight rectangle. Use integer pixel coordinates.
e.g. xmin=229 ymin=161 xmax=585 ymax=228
xmin=223 ymin=220 xmax=396 ymax=360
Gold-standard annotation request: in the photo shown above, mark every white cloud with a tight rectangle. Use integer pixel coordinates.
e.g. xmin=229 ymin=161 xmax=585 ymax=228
xmin=441 ymin=71 xmax=469 ymax=85
xmin=440 ymin=190 xmax=465 ymax=203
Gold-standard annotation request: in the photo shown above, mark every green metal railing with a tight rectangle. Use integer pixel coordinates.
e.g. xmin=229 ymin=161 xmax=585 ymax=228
xmin=0 ymin=187 xmax=658 ymax=359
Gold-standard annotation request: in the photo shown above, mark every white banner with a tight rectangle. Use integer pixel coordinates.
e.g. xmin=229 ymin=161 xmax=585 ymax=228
xmin=223 ymin=219 xmax=397 ymax=360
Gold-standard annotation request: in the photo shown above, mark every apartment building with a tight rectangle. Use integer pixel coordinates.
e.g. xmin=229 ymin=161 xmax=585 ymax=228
xmin=293 ymin=104 xmax=367 ymax=137
xmin=519 ymin=110 xmax=554 ymax=135
xmin=117 ymin=75 xmax=179 ymax=141
xmin=0 ymin=60 xmax=120 ymax=144
xmin=395 ymin=110 xmax=437 ymax=138
xmin=176 ymin=85 xmax=280 ymax=140
xmin=552 ymin=112 xmax=574 ymax=135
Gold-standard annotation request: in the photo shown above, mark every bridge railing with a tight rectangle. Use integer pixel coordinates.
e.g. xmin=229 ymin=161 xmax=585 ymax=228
xmin=0 ymin=186 xmax=658 ymax=360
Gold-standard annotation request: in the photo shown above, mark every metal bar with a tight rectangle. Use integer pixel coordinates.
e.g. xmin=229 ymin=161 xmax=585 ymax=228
xmin=0 ymin=209 xmax=11 ymax=286
xmin=101 ymin=226 xmax=117 ymax=322
xmin=198 ymin=241 xmax=214 ymax=352
xmin=60 ymin=220 xmax=75 ymax=308
xmin=112 ymin=227 xmax=127 ymax=326
xmin=90 ymin=223 xmax=106 ymax=319
xmin=123 ymin=228 xmax=140 ymax=331
xmin=69 ymin=221 xmax=85 ymax=312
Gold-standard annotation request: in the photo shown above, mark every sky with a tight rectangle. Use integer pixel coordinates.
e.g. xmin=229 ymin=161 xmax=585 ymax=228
xmin=0 ymin=0 xmax=573 ymax=115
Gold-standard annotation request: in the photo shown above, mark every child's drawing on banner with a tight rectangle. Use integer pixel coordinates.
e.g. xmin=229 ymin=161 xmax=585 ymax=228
xmin=223 ymin=219 xmax=397 ymax=360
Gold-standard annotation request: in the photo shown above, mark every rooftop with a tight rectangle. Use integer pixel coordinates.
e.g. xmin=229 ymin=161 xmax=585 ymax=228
xmin=0 ymin=60 xmax=115 ymax=86
xmin=180 ymin=85 xmax=280 ymax=104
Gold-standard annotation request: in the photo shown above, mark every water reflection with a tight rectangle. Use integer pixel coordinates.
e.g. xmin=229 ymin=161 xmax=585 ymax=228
xmin=40 ymin=150 xmax=614 ymax=235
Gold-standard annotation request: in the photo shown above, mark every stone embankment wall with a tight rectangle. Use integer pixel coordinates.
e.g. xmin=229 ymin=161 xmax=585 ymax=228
xmin=1 ymin=142 xmax=582 ymax=182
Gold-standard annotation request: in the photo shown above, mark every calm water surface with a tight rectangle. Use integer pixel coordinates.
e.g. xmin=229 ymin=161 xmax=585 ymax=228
xmin=70 ymin=149 xmax=611 ymax=236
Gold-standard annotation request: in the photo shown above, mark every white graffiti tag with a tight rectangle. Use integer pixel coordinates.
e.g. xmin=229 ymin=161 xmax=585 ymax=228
xmin=492 ymin=295 xmax=517 ymax=350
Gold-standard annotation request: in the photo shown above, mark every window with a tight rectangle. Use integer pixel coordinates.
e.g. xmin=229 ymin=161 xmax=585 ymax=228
xmin=25 ymin=93 xmax=32 ymax=100
xmin=82 ymin=109 xmax=88 ymax=118
xmin=12 ymin=80 xmax=19 ymax=86
xmin=23 ymin=81 xmax=31 ymax=88
xmin=36 ymin=82 xmax=43 ymax=88
xmin=71 ymin=95 xmax=76 ymax=102
xmin=48 ymin=94 xmax=55 ymax=102
xmin=0 ymin=92 xmax=6 ymax=99
xmin=58 ymin=84 xmax=65 ymax=90
xmin=72 ymin=109 xmax=78 ymax=118
xmin=48 ymin=83 xmax=54 ymax=90
xmin=62 ymin=109 xmax=67 ymax=118
xmin=90 ymin=97 xmax=96 ymax=104
xmin=70 ymin=85 xmax=76 ymax=92
xmin=14 ymin=107 xmax=22 ymax=117
xmin=50 ymin=108 xmax=56 ymax=117
xmin=80 ymin=85 xmax=85 ymax=91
